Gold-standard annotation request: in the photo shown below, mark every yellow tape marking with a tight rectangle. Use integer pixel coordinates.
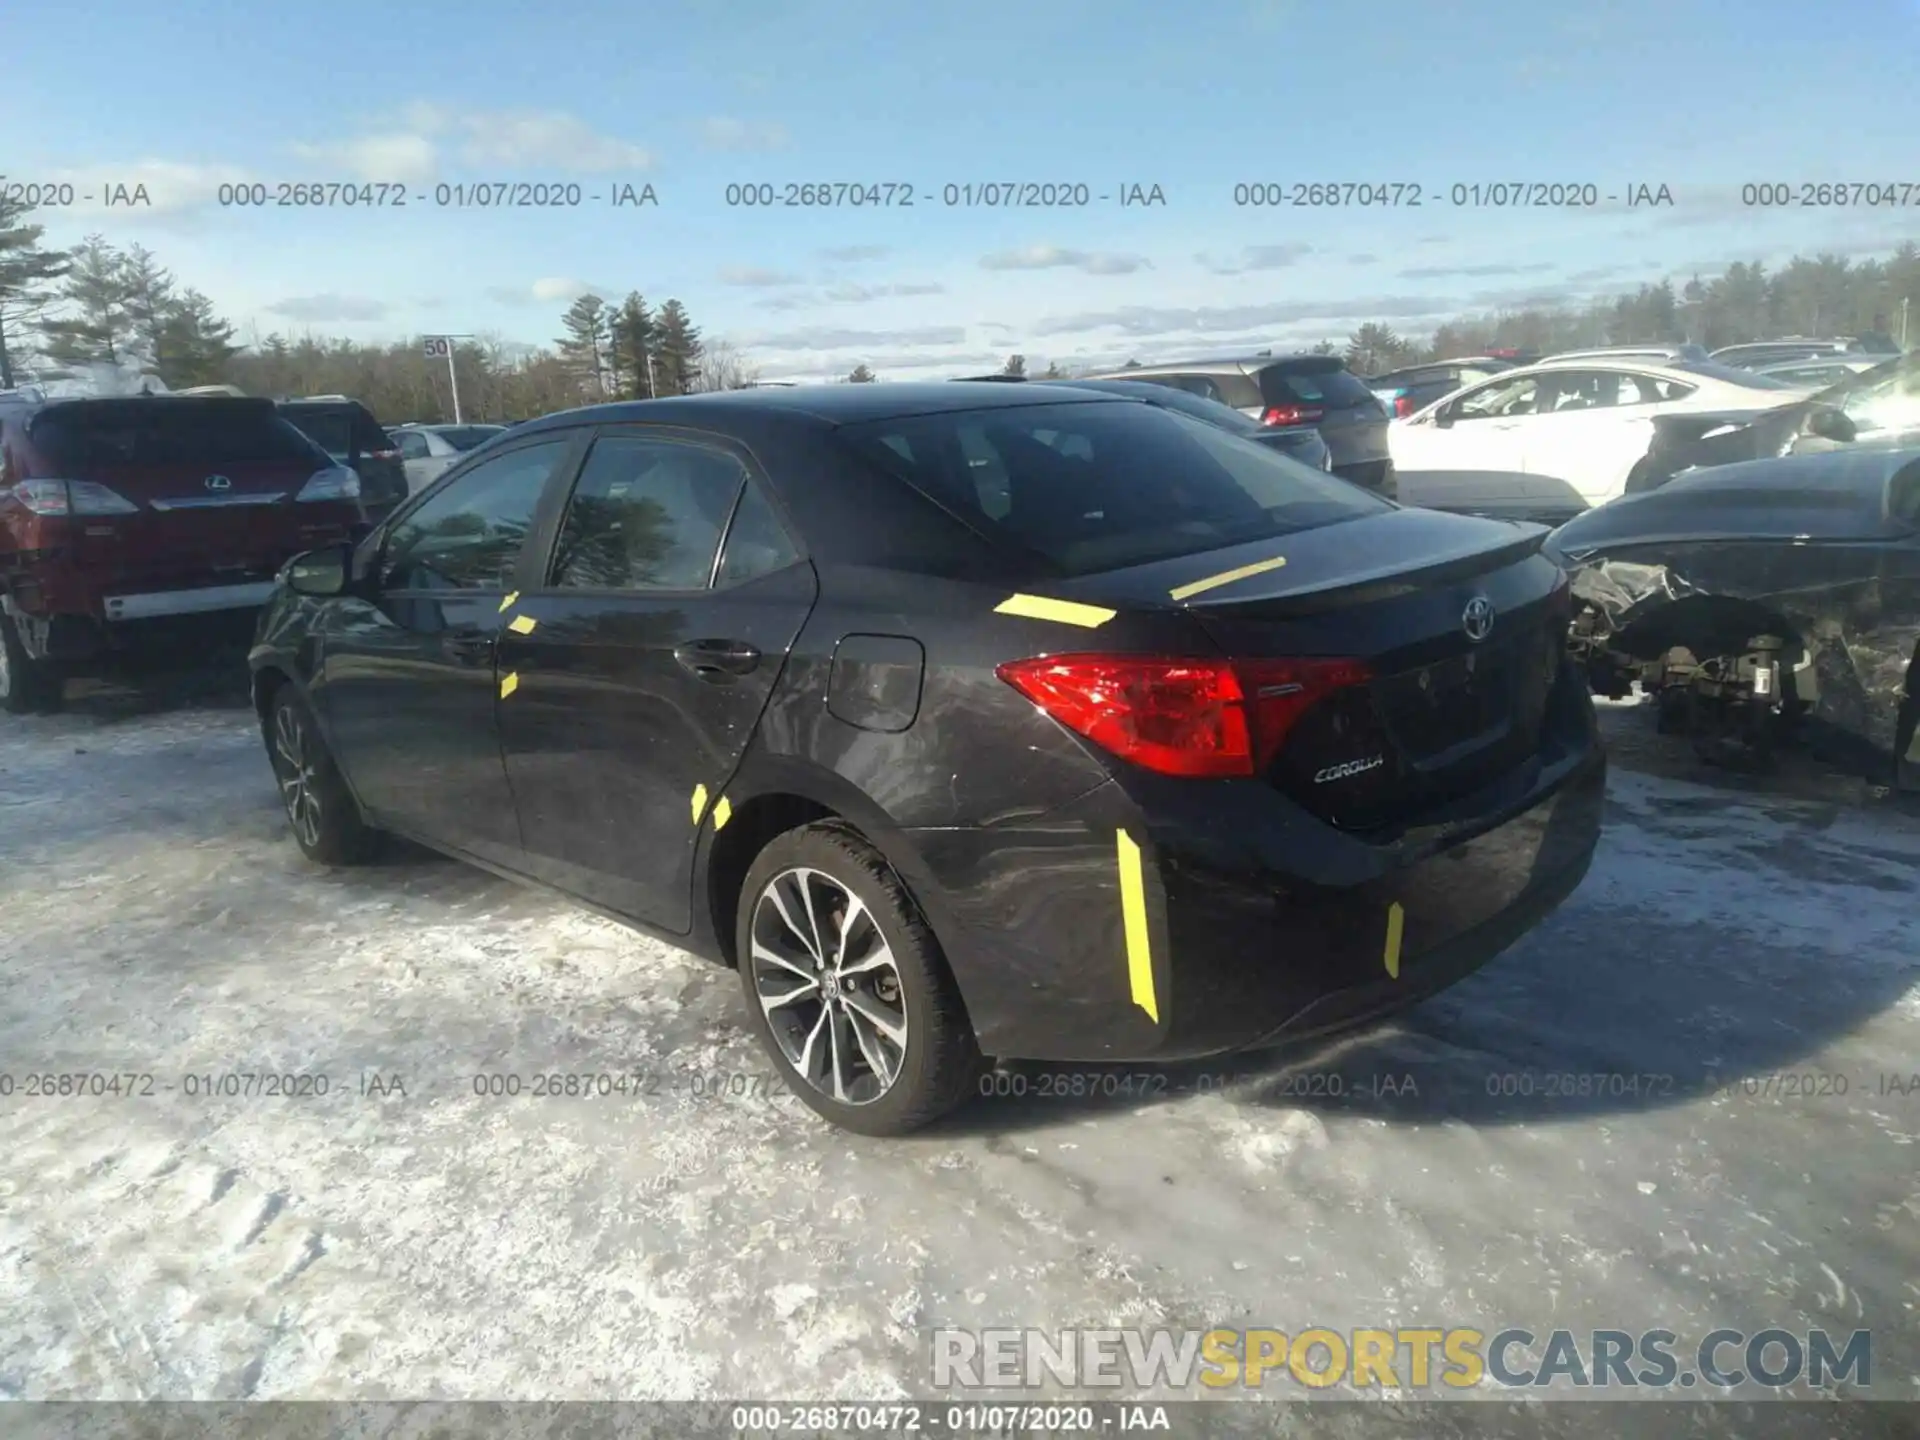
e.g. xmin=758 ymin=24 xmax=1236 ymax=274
xmin=690 ymin=784 xmax=708 ymax=824
xmin=498 ymin=591 xmax=520 ymax=613
xmin=506 ymin=614 xmax=537 ymax=635
xmin=994 ymin=593 xmax=1117 ymax=629
xmin=499 ymin=672 xmax=519 ymax=699
xmin=1168 ymin=553 xmax=1288 ymax=602
xmin=712 ymin=796 xmax=732 ymax=831
xmin=1383 ymin=902 xmax=1405 ymax=980
xmin=1115 ymin=829 xmax=1159 ymax=1023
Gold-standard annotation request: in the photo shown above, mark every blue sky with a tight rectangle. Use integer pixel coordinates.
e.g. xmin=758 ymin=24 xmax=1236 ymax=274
xmin=6 ymin=0 xmax=1918 ymax=379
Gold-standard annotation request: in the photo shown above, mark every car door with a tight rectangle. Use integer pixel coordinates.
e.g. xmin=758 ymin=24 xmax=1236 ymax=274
xmin=1391 ymin=372 xmax=1539 ymax=473
xmin=395 ymin=429 xmax=435 ymax=493
xmin=494 ymin=426 xmax=818 ymax=930
xmin=314 ymin=432 xmax=583 ymax=867
xmin=1517 ymin=370 xmax=1684 ymax=505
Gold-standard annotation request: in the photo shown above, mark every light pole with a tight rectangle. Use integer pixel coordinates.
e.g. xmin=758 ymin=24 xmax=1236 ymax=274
xmin=422 ymin=334 xmax=473 ymax=422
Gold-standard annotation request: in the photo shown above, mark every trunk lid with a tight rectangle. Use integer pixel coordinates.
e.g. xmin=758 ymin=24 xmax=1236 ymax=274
xmin=1065 ymin=507 xmax=1571 ymax=831
xmin=28 ymin=398 xmax=355 ymax=582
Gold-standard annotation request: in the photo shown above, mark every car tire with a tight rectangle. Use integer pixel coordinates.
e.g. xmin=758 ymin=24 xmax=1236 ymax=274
xmin=736 ymin=822 xmax=983 ymax=1136
xmin=267 ymin=687 xmax=382 ymax=865
xmin=0 ymin=611 xmax=62 ymax=715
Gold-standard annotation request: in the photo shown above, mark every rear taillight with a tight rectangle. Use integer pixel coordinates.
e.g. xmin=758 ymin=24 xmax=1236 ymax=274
xmin=8 ymin=478 xmax=140 ymax=516
xmin=996 ymin=654 xmax=1372 ymax=779
xmin=296 ymin=466 xmax=361 ymax=503
xmin=1393 ymin=395 xmax=1416 ymax=419
xmin=368 ymin=449 xmax=400 ymax=461
xmin=1260 ymin=404 xmax=1325 ymax=428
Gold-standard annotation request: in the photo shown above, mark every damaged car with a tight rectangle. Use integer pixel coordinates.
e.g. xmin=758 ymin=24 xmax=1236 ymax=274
xmin=1544 ymin=445 xmax=1920 ymax=789
xmin=1626 ymin=351 xmax=1920 ymax=494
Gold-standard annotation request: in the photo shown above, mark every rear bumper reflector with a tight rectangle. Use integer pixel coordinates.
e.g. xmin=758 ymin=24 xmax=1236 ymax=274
xmin=104 ymin=581 xmax=278 ymax=621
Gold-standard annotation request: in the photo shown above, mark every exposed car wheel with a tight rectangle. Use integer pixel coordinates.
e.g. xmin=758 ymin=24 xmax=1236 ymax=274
xmin=0 ymin=611 xmax=62 ymax=715
xmin=267 ymin=688 xmax=382 ymax=865
xmin=736 ymin=823 xmax=983 ymax=1136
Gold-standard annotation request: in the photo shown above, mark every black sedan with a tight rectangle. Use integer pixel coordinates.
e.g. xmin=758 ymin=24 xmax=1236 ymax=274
xmin=250 ymin=384 xmax=1606 ymax=1134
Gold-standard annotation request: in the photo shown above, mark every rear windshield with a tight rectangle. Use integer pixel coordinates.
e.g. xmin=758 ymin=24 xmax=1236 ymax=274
xmin=280 ymin=405 xmax=391 ymax=455
xmin=839 ymin=400 xmax=1390 ymax=577
xmin=31 ymin=403 xmax=323 ymax=468
xmin=1259 ymin=360 xmax=1377 ymax=408
xmin=435 ymin=425 xmax=507 ymax=452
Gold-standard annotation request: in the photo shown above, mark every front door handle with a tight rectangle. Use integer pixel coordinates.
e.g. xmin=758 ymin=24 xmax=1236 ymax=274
xmin=674 ymin=638 xmax=761 ymax=681
xmin=445 ymin=634 xmax=492 ymax=666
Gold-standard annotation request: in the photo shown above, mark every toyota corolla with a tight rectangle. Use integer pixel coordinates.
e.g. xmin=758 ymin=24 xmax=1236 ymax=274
xmin=248 ymin=383 xmax=1606 ymax=1134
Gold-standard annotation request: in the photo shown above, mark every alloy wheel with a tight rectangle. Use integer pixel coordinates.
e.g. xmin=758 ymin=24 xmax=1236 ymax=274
xmin=749 ymin=866 xmax=908 ymax=1105
xmin=271 ymin=704 xmax=324 ymax=849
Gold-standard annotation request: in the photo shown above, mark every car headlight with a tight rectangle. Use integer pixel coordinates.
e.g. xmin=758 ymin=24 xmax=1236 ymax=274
xmin=296 ymin=465 xmax=361 ymax=502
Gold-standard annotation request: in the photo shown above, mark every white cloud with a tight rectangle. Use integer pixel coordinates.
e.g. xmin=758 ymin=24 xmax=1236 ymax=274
xmin=719 ymin=267 xmax=804 ymax=287
xmin=293 ymin=106 xmax=653 ymax=182
xmin=266 ymin=294 xmax=391 ymax=323
xmin=484 ymin=278 xmax=615 ymax=306
xmin=822 ymin=282 xmax=946 ymax=303
xmin=978 ymin=246 xmax=1151 ymax=276
xmin=743 ymin=324 xmax=970 ymax=351
xmin=699 ymin=117 xmax=792 ymax=151
xmin=820 ymin=245 xmax=890 ymax=263
xmin=1197 ymin=244 xmax=1313 ymax=275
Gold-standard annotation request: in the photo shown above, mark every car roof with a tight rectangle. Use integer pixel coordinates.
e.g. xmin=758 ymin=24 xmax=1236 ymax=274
xmin=507 ymin=382 xmax=1130 ymax=434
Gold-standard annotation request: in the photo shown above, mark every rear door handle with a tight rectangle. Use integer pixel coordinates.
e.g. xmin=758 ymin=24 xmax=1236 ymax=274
xmin=674 ymin=638 xmax=761 ymax=681
xmin=445 ymin=634 xmax=492 ymax=666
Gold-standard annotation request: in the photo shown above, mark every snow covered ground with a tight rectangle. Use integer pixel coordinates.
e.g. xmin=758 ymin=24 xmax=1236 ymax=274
xmin=2 ymin=667 xmax=1918 ymax=1407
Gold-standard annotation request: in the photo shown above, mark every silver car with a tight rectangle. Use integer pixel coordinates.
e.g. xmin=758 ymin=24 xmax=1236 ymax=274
xmin=392 ymin=423 xmax=508 ymax=493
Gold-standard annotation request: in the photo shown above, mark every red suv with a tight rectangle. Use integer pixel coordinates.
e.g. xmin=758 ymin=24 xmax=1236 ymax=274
xmin=0 ymin=392 xmax=368 ymax=713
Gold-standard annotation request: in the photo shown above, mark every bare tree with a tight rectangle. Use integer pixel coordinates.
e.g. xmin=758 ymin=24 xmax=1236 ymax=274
xmin=690 ymin=337 xmax=760 ymax=392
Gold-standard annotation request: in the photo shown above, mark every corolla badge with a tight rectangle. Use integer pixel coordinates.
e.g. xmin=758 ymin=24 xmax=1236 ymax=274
xmin=1462 ymin=595 xmax=1495 ymax=642
xmin=1314 ymin=755 xmax=1384 ymax=784
xmin=204 ymin=474 xmax=232 ymax=491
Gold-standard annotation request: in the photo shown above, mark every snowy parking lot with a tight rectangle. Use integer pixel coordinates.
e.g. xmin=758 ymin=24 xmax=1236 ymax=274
xmin=2 ymin=658 xmax=1918 ymax=1406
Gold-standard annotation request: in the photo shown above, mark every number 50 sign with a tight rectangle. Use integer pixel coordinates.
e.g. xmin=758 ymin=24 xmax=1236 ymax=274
xmin=422 ymin=336 xmax=452 ymax=358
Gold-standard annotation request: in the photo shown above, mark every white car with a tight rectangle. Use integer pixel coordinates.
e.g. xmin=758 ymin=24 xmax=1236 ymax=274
xmin=1388 ymin=358 xmax=1818 ymax=507
xmin=392 ymin=423 xmax=508 ymax=493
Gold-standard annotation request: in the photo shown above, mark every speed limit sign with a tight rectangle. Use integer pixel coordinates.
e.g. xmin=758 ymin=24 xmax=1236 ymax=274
xmin=422 ymin=336 xmax=451 ymax=358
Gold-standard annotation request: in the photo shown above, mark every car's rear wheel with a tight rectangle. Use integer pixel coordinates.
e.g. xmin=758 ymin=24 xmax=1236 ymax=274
xmin=736 ymin=823 xmax=982 ymax=1136
xmin=268 ymin=688 xmax=382 ymax=865
xmin=0 ymin=611 xmax=62 ymax=715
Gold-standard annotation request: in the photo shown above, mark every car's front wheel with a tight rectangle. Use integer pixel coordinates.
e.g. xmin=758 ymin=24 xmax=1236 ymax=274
xmin=0 ymin=611 xmax=62 ymax=715
xmin=736 ymin=823 xmax=983 ymax=1136
xmin=267 ymin=687 xmax=382 ymax=865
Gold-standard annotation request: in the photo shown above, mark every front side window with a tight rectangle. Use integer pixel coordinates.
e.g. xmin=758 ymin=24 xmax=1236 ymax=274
xmin=381 ymin=439 xmax=568 ymax=590
xmin=1452 ymin=375 xmax=1543 ymax=420
xmin=842 ymin=400 xmax=1388 ymax=577
xmin=548 ymin=434 xmax=747 ymax=591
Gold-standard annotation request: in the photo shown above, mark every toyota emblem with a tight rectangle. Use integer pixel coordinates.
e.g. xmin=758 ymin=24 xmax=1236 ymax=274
xmin=1462 ymin=595 xmax=1495 ymax=642
xmin=204 ymin=474 xmax=232 ymax=491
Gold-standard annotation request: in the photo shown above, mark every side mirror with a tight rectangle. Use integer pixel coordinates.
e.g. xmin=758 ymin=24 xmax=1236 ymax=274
xmin=1806 ymin=407 xmax=1857 ymax=444
xmin=1433 ymin=407 xmax=1455 ymax=429
xmin=283 ymin=543 xmax=352 ymax=597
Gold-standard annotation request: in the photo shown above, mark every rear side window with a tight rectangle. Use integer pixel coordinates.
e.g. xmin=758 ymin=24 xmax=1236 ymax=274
xmin=1259 ymin=361 xmax=1376 ymax=408
xmin=1149 ymin=371 xmax=1263 ymax=410
xmin=32 ymin=403 xmax=322 ymax=469
xmin=437 ymin=426 xmax=506 ymax=452
xmin=840 ymin=400 xmax=1389 ymax=577
xmin=715 ymin=480 xmax=802 ymax=586
xmin=548 ymin=434 xmax=746 ymax=591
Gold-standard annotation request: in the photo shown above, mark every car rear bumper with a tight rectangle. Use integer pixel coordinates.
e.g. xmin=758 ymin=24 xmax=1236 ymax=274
xmin=907 ymin=673 xmax=1604 ymax=1063
xmin=104 ymin=581 xmax=279 ymax=621
xmin=1334 ymin=457 xmax=1396 ymax=495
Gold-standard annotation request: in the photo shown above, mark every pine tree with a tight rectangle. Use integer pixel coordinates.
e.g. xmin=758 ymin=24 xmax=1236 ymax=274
xmin=159 ymin=289 xmax=240 ymax=386
xmin=119 ymin=245 xmax=178 ymax=374
xmin=0 ymin=193 xmax=71 ymax=388
xmin=1040 ymin=361 xmax=1067 ymax=379
xmin=1001 ymin=353 xmax=1026 ymax=377
xmin=40 ymin=236 xmax=135 ymax=369
xmin=556 ymin=294 xmax=610 ymax=397
xmin=846 ymin=363 xmax=876 ymax=383
xmin=609 ymin=292 xmax=656 ymax=398
xmin=653 ymin=300 xmax=702 ymax=396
